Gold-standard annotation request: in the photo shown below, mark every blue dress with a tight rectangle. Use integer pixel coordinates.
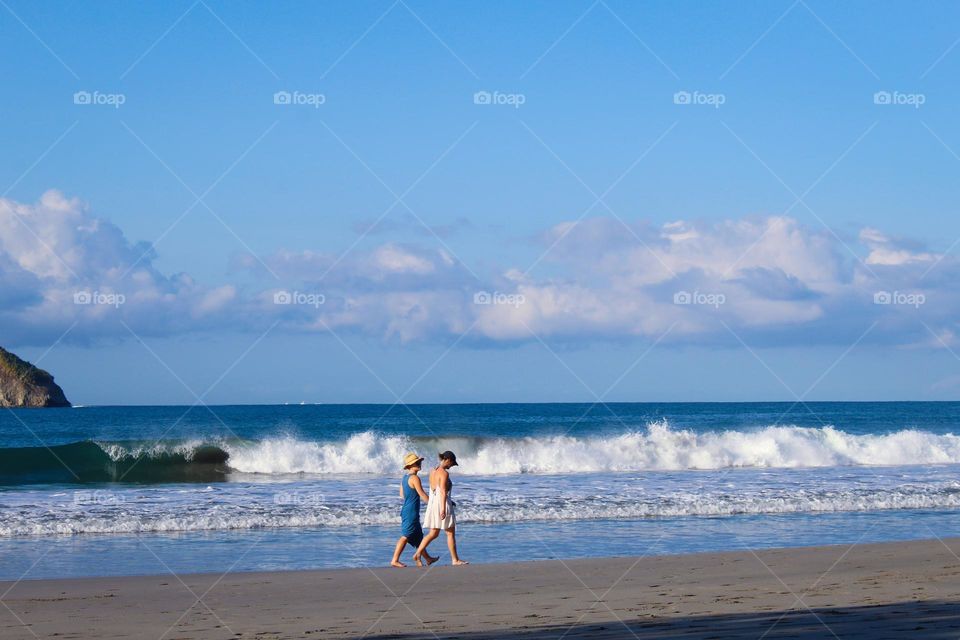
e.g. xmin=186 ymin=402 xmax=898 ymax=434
xmin=400 ymin=474 xmax=424 ymax=546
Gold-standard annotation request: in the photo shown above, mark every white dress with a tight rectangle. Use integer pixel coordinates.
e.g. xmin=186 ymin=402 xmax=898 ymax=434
xmin=423 ymin=479 xmax=455 ymax=530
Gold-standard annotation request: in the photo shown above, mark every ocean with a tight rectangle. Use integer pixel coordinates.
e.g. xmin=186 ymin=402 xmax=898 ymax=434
xmin=2 ymin=402 xmax=959 ymax=580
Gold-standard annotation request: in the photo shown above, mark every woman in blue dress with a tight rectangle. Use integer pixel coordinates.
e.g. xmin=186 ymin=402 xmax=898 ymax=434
xmin=391 ymin=453 xmax=438 ymax=568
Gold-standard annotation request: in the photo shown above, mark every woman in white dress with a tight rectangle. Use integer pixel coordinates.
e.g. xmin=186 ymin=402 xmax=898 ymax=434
xmin=413 ymin=451 xmax=468 ymax=566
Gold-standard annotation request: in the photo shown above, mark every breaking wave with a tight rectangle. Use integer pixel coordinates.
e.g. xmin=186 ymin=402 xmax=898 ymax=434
xmin=4 ymin=421 xmax=960 ymax=484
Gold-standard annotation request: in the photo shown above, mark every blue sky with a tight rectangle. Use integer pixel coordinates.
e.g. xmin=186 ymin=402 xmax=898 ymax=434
xmin=3 ymin=0 xmax=960 ymax=404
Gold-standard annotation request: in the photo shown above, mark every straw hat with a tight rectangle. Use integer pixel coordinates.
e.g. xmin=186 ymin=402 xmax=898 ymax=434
xmin=402 ymin=452 xmax=425 ymax=469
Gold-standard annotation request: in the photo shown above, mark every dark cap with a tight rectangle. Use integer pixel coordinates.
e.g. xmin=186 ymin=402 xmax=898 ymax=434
xmin=439 ymin=450 xmax=458 ymax=466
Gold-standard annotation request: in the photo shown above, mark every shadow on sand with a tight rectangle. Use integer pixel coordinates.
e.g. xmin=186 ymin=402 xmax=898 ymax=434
xmin=370 ymin=599 xmax=960 ymax=639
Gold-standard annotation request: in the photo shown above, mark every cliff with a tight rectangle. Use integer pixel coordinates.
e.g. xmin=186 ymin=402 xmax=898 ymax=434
xmin=0 ymin=347 xmax=71 ymax=408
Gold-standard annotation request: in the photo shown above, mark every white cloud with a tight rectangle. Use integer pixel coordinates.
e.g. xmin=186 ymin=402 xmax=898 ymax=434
xmin=0 ymin=191 xmax=238 ymax=344
xmin=491 ymin=216 xmax=844 ymax=341
xmin=0 ymin=190 xmax=956 ymax=350
xmin=860 ymin=227 xmax=938 ymax=266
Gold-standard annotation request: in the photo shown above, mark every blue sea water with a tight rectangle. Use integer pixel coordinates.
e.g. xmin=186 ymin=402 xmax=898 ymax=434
xmin=1 ymin=402 xmax=959 ymax=580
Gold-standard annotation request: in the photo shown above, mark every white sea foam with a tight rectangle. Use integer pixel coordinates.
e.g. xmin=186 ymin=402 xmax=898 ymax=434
xmin=6 ymin=422 xmax=960 ymax=537
xmin=3 ymin=481 xmax=960 ymax=536
xmin=96 ymin=439 xmax=214 ymax=461
xmin=224 ymin=432 xmax=414 ymax=474
xmin=218 ymin=421 xmax=960 ymax=475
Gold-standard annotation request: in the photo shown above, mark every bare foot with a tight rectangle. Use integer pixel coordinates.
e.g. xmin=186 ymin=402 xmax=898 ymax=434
xmin=452 ymin=560 xmax=469 ymax=565
xmin=391 ymin=561 xmax=407 ymax=568
xmin=425 ymin=554 xmax=439 ymax=566
xmin=415 ymin=556 xmax=424 ymax=567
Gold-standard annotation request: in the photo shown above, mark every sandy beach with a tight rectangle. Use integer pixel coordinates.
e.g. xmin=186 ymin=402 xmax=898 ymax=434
xmin=1 ymin=537 xmax=958 ymax=639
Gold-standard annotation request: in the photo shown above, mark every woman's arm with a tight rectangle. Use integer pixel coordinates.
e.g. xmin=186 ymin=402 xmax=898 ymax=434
xmin=437 ymin=468 xmax=449 ymax=519
xmin=410 ymin=475 xmax=429 ymax=501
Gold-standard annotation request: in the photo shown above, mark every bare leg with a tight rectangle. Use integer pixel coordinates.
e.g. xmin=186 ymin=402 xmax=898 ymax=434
xmin=422 ymin=550 xmax=439 ymax=566
xmin=391 ymin=537 xmax=408 ymax=568
xmin=445 ymin=527 xmax=468 ymax=565
xmin=414 ymin=529 xmax=441 ymax=564
xmin=414 ymin=547 xmax=438 ymax=567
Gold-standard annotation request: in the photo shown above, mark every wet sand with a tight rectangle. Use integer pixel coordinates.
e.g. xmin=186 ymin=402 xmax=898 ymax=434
xmin=2 ymin=537 xmax=960 ymax=638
